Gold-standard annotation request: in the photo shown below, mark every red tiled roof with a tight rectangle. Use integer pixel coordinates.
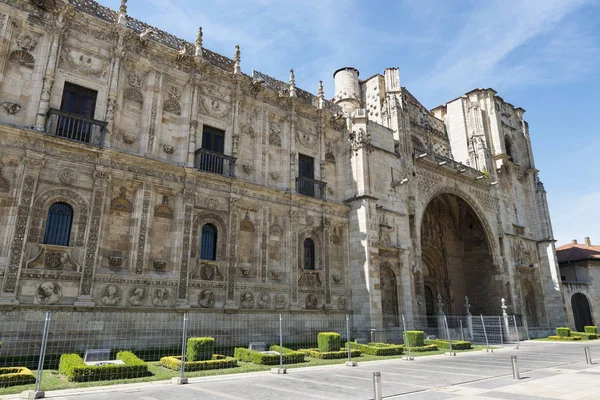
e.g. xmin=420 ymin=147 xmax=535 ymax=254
xmin=556 ymin=243 xmax=600 ymax=263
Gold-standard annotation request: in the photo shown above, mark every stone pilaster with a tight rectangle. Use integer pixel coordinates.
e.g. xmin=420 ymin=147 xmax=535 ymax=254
xmin=260 ymin=207 xmax=269 ymax=282
xmin=323 ymin=216 xmax=332 ymax=307
xmin=145 ymin=71 xmax=163 ymax=157
xmin=175 ymin=188 xmax=195 ymax=308
xmin=289 ymin=208 xmax=300 ymax=310
xmin=537 ymin=240 xmax=567 ymax=327
xmin=103 ymin=35 xmax=125 ymax=147
xmin=75 ymin=169 xmax=110 ymax=307
xmin=133 ymin=188 xmax=151 ymax=274
xmin=0 ymin=153 xmax=44 ymax=305
xmin=224 ymin=197 xmax=239 ymax=309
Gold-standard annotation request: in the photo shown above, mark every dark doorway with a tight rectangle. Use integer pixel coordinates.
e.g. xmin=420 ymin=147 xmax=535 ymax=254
xmin=198 ymin=126 xmax=225 ymax=174
xmin=58 ymin=82 xmax=98 ymax=143
xmin=572 ymin=293 xmax=593 ymax=332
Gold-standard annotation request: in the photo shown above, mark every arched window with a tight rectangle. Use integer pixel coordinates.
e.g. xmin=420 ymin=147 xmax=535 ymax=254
xmin=505 ymin=137 xmax=513 ymax=161
xmin=200 ymin=224 xmax=217 ymax=260
xmin=303 ymin=238 xmax=315 ymax=270
xmin=43 ymin=202 xmax=73 ymax=246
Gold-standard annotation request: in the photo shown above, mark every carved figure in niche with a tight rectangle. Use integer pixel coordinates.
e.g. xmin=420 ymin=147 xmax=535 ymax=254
xmin=128 ymin=287 xmax=146 ymax=306
xmin=198 ymin=290 xmax=215 ymax=308
xmin=274 ymin=293 xmax=285 ymax=309
xmin=101 ymin=285 xmax=120 ymax=306
xmin=240 ymin=291 xmax=254 ymax=309
xmin=110 ymin=187 xmax=132 ymax=212
xmin=128 ymin=73 xmax=143 ymax=88
xmin=152 ymin=288 xmax=169 ymax=307
xmin=154 ymin=195 xmax=173 ymax=218
xmin=36 ymin=282 xmax=61 ymax=304
xmin=338 ymin=296 xmax=347 ymax=310
xmin=257 ymin=292 xmax=270 ymax=309
xmin=305 ymin=294 xmax=318 ymax=310
xmin=269 ymin=122 xmax=282 ymax=146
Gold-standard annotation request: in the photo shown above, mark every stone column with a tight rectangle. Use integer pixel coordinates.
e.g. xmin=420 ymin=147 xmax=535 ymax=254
xmin=224 ymin=197 xmax=240 ymax=309
xmin=0 ymin=153 xmax=44 ymax=305
xmin=175 ymin=188 xmax=195 ymax=308
xmin=75 ymin=169 xmax=110 ymax=307
xmin=145 ymin=71 xmax=163 ymax=157
xmin=132 ymin=187 xmax=151 ymax=275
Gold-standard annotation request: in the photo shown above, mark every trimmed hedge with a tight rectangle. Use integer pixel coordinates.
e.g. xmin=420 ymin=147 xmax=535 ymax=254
xmin=318 ymin=332 xmax=341 ymax=353
xmin=0 ymin=367 xmax=36 ymax=388
xmin=548 ymin=335 xmax=582 ymax=341
xmin=571 ymin=332 xmax=598 ymax=340
xmin=58 ymin=351 xmax=148 ymax=382
xmin=160 ymin=355 xmax=237 ymax=371
xmin=585 ymin=326 xmax=597 ymax=334
xmin=234 ymin=347 xmax=305 ymax=365
xmin=346 ymin=342 xmax=403 ymax=356
xmin=425 ymin=339 xmax=472 ymax=350
xmin=408 ymin=344 xmax=438 ymax=352
xmin=186 ymin=337 xmax=215 ymax=362
xmin=556 ymin=327 xmax=571 ymax=337
xmin=405 ymin=331 xmax=425 ymax=347
xmin=298 ymin=348 xmax=361 ymax=359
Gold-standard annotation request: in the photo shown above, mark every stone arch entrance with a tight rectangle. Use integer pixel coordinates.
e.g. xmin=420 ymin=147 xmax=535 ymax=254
xmin=380 ymin=264 xmax=399 ymax=327
xmin=419 ymin=193 xmax=500 ymax=315
xmin=522 ymin=280 xmax=539 ymax=327
xmin=572 ymin=293 xmax=593 ymax=332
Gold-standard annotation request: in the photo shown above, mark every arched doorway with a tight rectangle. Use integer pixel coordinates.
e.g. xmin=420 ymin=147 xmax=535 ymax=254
xmin=522 ymin=280 xmax=539 ymax=327
xmin=380 ymin=265 xmax=399 ymax=327
xmin=420 ymin=193 xmax=499 ymax=315
xmin=572 ymin=293 xmax=593 ymax=332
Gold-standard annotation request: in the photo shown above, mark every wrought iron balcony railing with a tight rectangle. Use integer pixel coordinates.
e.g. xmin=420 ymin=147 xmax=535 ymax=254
xmin=296 ymin=177 xmax=326 ymax=200
xmin=194 ymin=148 xmax=236 ymax=177
xmin=46 ymin=108 xmax=107 ymax=146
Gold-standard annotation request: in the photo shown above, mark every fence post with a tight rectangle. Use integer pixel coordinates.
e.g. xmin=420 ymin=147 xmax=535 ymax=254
xmin=271 ymin=313 xmax=287 ymax=374
xmin=402 ymin=315 xmax=413 ymax=361
xmin=480 ymin=314 xmax=492 ymax=353
xmin=585 ymin=347 xmax=592 ymax=364
xmin=346 ymin=314 xmax=357 ymax=367
xmin=443 ymin=315 xmax=455 ymax=355
xmin=512 ymin=315 xmax=520 ymax=349
xmin=173 ymin=312 xmax=189 ymax=385
xmin=498 ymin=316 xmax=504 ymax=345
xmin=373 ymin=372 xmax=383 ymax=400
xmin=28 ymin=311 xmax=51 ymax=399
xmin=459 ymin=319 xmax=465 ymax=342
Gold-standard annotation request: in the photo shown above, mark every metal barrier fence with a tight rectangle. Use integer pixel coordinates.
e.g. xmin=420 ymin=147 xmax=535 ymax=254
xmin=0 ymin=310 xmax=523 ymax=395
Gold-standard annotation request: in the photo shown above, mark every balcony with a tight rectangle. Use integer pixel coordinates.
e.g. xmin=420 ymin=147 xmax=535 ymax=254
xmin=194 ymin=148 xmax=236 ymax=177
xmin=46 ymin=108 xmax=107 ymax=146
xmin=296 ymin=177 xmax=326 ymax=200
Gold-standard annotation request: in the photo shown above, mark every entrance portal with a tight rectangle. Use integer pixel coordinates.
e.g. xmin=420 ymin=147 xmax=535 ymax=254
xmin=572 ymin=293 xmax=593 ymax=332
xmin=420 ymin=193 xmax=500 ymax=315
xmin=380 ymin=265 xmax=399 ymax=327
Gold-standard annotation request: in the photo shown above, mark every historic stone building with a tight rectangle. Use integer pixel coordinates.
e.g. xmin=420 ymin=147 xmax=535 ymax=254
xmin=0 ymin=0 xmax=566 ymax=331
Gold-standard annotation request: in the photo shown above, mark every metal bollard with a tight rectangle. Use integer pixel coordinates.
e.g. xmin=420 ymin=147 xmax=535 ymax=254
xmin=585 ymin=347 xmax=593 ymax=364
xmin=373 ymin=372 xmax=382 ymax=400
xmin=480 ymin=314 xmax=492 ymax=353
xmin=511 ymin=355 xmax=520 ymax=379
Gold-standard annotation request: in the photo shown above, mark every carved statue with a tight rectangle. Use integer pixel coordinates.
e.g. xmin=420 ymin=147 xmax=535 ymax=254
xmin=128 ymin=287 xmax=145 ymax=306
xmin=198 ymin=290 xmax=215 ymax=308
xmin=274 ymin=293 xmax=285 ymax=309
xmin=152 ymin=288 xmax=169 ymax=307
xmin=101 ymin=284 xmax=120 ymax=306
xmin=306 ymin=294 xmax=318 ymax=310
xmin=240 ymin=291 xmax=254 ymax=308
xmin=36 ymin=281 xmax=60 ymax=304
xmin=257 ymin=292 xmax=270 ymax=309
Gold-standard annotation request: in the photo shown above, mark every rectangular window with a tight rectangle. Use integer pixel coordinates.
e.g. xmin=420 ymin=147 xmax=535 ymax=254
xmin=56 ymin=82 xmax=98 ymax=143
xmin=196 ymin=126 xmax=226 ymax=174
xmin=202 ymin=126 xmax=225 ymax=154
xmin=298 ymin=154 xmax=315 ymax=197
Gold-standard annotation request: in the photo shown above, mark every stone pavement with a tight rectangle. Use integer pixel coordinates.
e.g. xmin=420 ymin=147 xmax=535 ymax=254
xmin=3 ymin=341 xmax=600 ymax=400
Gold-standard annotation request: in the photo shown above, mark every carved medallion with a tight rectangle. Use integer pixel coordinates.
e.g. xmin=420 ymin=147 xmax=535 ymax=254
xmin=65 ymin=50 xmax=107 ymax=77
xmin=152 ymin=288 xmax=169 ymax=307
xmin=128 ymin=287 xmax=146 ymax=306
xmin=198 ymin=290 xmax=215 ymax=308
xmin=101 ymin=284 xmax=121 ymax=306
xmin=206 ymin=197 xmax=218 ymax=209
xmin=240 ymin=291 xmax=254 ymax=309
xmin=43 ymin=252 xmax=63 ymax=270
xmin=274 ymin=293 xmax=285 ymax=309
xmin=305 ymin=294 xmax=318 ymax=310
xmin=36 ymin=282 xmax=61 ymax=305
xmin=58 ymin=168 xmax=78 ymax=186
xmin=257 ymin=292 xmax=270 ymax=309
xmin=200 ymin=264 xmax=215 ymax=280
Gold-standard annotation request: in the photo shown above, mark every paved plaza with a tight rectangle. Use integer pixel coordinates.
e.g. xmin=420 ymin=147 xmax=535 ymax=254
xmin=3 ymin=340 xmax=600 ymax=400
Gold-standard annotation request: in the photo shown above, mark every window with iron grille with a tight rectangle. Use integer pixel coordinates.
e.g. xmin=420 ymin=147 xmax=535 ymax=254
xmin=43 ymin=202 xmax=73 ymax=246
xmin=200 ymin=223 xmax=218 ymax=260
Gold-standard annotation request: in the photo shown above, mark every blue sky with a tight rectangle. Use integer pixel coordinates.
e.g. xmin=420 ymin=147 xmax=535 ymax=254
xmin=105 ymin=0 xmax=600 ymax=246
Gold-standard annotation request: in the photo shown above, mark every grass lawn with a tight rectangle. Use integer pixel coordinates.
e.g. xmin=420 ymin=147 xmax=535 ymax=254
xmin=0 ymin=345 xmax=489 ymax=395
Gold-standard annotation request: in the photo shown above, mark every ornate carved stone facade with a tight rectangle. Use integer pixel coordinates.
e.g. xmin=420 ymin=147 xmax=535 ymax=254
xmin=0 ymin=0 xmax=565 ymax=330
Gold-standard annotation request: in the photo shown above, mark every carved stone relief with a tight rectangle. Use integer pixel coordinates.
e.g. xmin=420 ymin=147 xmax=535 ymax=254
xmin=110 ymin=187 xmax=132 ymax=212
xmin=128 ymin=287 xmax=146 ymax=306
xmin=63 ymin=50 xmax=108 ymax=77
xmin=240 ymin=291 xmax=254 ymax=308
xmin=198 ymin=289 xmax=215 ymax=308
xmin=305 ymin=293 xmax=318 ymax=309
xmin=58 ymin=168 xmax=78 ymax=185
xmin=2 ymin=102 xmax=21 ymax=115
xmin=101 ymin=284 xmax=121 ymax=306
xmin=154 ymin=194 xmax=173 ymax=218
xmin=152 ymin=288 xmax=169 ymax=306
xmin=8 ymin=49 xmax=34 ymax=68
xmin=36 ymin=281 xmax=61 ymax=305
xmin=274 ymin=293 xmax=285 ymax=309
xmin=257 ymin=292 xmax=270 ymax=309
xmin=0 ymin=162 xmax=10 ymax=192
xmin=269 ymin=121 xmax=282 ymax=146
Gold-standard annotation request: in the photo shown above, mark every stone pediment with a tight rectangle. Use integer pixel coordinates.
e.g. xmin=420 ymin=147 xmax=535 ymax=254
xmin=26 ymin=244 xmax=81 ymax=272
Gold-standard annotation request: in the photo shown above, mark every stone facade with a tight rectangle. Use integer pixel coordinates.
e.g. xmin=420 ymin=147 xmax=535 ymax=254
xmin=0 ymin=0 xmax=566 ymax=331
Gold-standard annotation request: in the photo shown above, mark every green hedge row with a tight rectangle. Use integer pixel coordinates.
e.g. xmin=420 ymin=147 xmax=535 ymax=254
xmin=58 ymin=351 xmax=148 ymax=382
xmin=585 ymin=326 xmax=597 ymax=334
xmin=160 ymin=355 xmax=237 ymax=371
xmin=186 ymin=337 xmax=215 ymax=362
xmin=570 ymin=332 xmax=598 ymax=340
xmin=298 ymin=348 xmax=361 ymax=359
xmin=556 ymin=327 xmax=571 ymax=337
xmin=233 ymin=347 xmax=305 ymax=365
xmin=405 ymin=331 xmax=425 ymax=347
xmin=425 ymin=339 xmax=472 ymax=350
xmin=318 ymin=332 xmax=341 ymax=353
xmin=548 ymin=335 xmax=582 ymax=341
xmin=407 ymin=344 xmax=438 ymax=352
xmin=0 ymin=367 xmax=36 ymax=388
xmin=346 ymin=342 xmax=403 ymax=356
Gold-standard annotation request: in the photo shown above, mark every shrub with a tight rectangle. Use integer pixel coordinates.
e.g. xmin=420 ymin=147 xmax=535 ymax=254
xmin=318 ymin=332 xmax=341 ymax=353
xmin=186 ymin=337 xmax=215 ymax=362
xmin=425 ymin=339 xmax=472 ymax=350
xmin=58 ymin=351 xmax=148 ymax=382
xmin=409 ymin=344 xmax=438 ymax=352
xmin=234 ymin=347 xmax=305 ymax=365
xmin=571 ymin=332 xmax=598 ymax=340
xmin=160 ymin=355 xmax=237 ymax=371
xmin=585 ymin=326 xmax=597 ymax=334
xmin=405 ymin=331 xmax=425 ymax=347
xmin=556 ymin=327 xmax=571 ymax=337
xmin=548 ymin=336 xmax=581 ymax=341
xmin=346 ymin=342 xmax=403 ymax=356
xmin=0 ymin=367 xmax=36 ymax=388
xmin=298 ymin=348 xmax=361 ymax=359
